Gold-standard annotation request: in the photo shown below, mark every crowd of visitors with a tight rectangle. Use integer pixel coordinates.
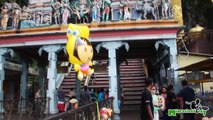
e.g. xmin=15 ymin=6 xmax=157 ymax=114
xmin=56 ymin=86 xmax=110 ymax=112
xmin=141 ymin=78 xmax=196 ymax=120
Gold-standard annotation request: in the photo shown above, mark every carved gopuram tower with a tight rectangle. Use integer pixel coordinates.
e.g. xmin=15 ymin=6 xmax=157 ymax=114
xmin=28 ymin=0 xmax=53 ymax=23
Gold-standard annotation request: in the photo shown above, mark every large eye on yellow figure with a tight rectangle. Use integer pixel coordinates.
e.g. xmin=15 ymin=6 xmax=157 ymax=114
xmin=67 ymin=29 xmax=80 ymax=37
xmin=67 ymin=28 xmax=72 ymax=34
xmin=72 ymin=30 xmax=80 ymax=36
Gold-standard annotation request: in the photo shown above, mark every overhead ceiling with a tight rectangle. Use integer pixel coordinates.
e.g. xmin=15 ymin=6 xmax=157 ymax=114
xmin=8 ymin=40 xmax=157 ymax=63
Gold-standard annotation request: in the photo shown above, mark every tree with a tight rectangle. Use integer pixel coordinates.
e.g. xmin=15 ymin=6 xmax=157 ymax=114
xmin=182 ymin=0 xmax=213 ymax=30
xmin=0 ymin=0 xmax=29 ymax=8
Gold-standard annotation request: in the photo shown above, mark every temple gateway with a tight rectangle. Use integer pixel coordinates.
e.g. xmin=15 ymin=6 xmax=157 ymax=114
xmin=0 ymin=0 xmax=182 ymax=119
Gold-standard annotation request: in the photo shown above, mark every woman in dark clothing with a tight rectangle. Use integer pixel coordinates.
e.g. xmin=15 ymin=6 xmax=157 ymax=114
xmin=166 ymin=85 xmax=177 ymax=120
xmin=160 ymin=87 xmax=167 ymax=120
xmin=80 ymin=86 xmax=92 ymax=106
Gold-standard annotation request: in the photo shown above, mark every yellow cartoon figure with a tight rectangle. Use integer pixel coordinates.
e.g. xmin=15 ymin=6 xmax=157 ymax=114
xmin=66 ymin=24 xmax=94 ymax=80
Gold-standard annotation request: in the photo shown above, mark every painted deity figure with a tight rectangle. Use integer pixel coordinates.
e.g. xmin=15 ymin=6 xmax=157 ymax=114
xmin=96 ymin=0 xmax=102 ymax=22
xmin=62 ymin=0 xmax=72 ymax=24
xmin=11 ymin=3 xmax=21 ymax=29
xmin=43 ymin=15 xmax=51 ymax=24
xmin=102 ymin=0 xmax=111 ymax=22
xmin=34 ymin=12 xmax=43 ymax=24
xmin=119 ymin=0 xmax=125 ymax=20
xmin=161 ymin=0 xmax=172 ymax=19
xmin=123 ymin=1 xmax=130 ymax=20
xmin=75 ymin=3 xmax=90 ymax=23
xmin=20 ymin=6 xmax=32 ymax=20
xmin=52 ymin=1 xmax=62 ymax=24
xmin=92 ymin=0 xmax=99 ymax=22
xmin=153 ymin=0 xmax=161 ymax=20
xmin=0 ymin=2 xmax=11 ymax=30
xmin=143 ymin=0 xmax=156 ymax=20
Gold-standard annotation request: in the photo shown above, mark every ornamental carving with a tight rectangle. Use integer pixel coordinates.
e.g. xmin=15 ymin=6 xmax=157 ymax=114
xmin=0 ymin=0 xmax=181 ymax=30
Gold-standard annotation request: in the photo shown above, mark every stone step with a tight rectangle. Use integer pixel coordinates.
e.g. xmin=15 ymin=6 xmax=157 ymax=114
xmin=63 ymin=79 xmax=75 ymax=82
xmin=120 ymin=62 xmax=142 ymax=66
xmin=124 ymin=91 xmax=143 ymax=96
xmin=64 ymin=75 xmax=76 ymax=79
xmin=120 ymin=80 xmax=144 ymax=84
xmin=92 ymin=81 xmax=109 ymax=84
xmin=119 ymin=65 xmax=143 ymax=69
xmin=120 ymin=71 xmax=144 ymax=74
xmin=120 ymin=73 xmax=145 ymax=77
xmin=94 ymin=72 xmax=108 ymax=75
xmin=89 ymin=85 xmax=109 ymax=88
xmin=123 ymin=101 xmax=141 ymax=105
xmin=62 ymin=79 xmax=110 ymax=84
xmin=124 ymin=96 xmax=141 ymax=100
xmin=60 ymin=58 xmax=145 ymax=108
xmin=123 ymin=59 xmax=142 ymax=63
xmin=62 ymin=80 xmax=144 ymax=85
xmin=120 ymin=76 xmax=146 ymax=80
xmin=61 ymin=84 xmax=109 ymax=89
xmin=61 ymin=82 xmax=75 ymax=85
xmin=119 ymin=68 xmax=144 ymax=71
xmin=60 ymin=85 xmax=76 ymax=89
xmin=123 ymin=87 xmax=144 ymax=92
xmin=121 ymin=84 xmax=145 ymax=88
xmin=65 ymin=74 xmax=108 ymax=78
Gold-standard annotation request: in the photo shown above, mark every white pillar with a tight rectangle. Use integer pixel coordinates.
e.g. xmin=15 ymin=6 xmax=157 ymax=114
xmin=39 ymin=45 xmax=64 ymax=114
xmin=163 ymin=39 xmax=180 ymax=93
xmin=0 ymin=51 xmax=6 ymax=114
xmin=0 ymin=48 xmax=14 ymax=115
xmin=96 ymin=42 xmax=129 ymax=120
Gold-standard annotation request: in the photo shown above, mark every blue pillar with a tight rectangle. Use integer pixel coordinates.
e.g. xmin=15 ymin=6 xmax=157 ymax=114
xmin=96 ymin=42 xmax=129 ymax=120
xmin=38 ymin=62 xmax=46 ymax=97
xmin=39 ymin=45 xmax=65 ymax=114
xmin=75 ymin=73 xmax=81 ymax=101
xmin=19 ymin=58 xmax=30 ymax=111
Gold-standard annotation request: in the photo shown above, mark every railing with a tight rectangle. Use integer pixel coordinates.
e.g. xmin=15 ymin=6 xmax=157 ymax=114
xmin=45 ymin=97 xmax=114 ymax=120
xmin=56 ymin=63 xmax=73 ymax=89
xmin=196 ymin=92 xmax=213 ymax=117
xmin=0 ymin=97 xmax=50 ymax=120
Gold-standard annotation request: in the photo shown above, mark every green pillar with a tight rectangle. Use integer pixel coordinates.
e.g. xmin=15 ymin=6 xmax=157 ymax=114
xmin=38 ymin=61 xmax=46 ymax=97
xmin=19 ymin=58 xmax=30 ymax=111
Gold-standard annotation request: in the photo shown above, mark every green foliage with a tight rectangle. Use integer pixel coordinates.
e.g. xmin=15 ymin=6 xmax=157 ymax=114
xmin=182 ymin=0 xmax=213 ymax=30
xmin=0 ymin=0 xmax=29 ymax=8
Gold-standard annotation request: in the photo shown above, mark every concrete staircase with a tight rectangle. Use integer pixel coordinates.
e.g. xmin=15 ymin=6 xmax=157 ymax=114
xmin=60 ymin=59 xmax=146 ymax=107
xmin=120 ymin=59 xmax=146 ymax=107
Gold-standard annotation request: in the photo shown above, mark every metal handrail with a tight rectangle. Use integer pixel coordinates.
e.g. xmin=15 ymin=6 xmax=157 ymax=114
xmin=56 ymin=63 xmax=73 ymax=89
xmin=45 ymin=97 xmax=114 ymax=120
xmin=0 ymin=97 xmax=50 ymax=120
